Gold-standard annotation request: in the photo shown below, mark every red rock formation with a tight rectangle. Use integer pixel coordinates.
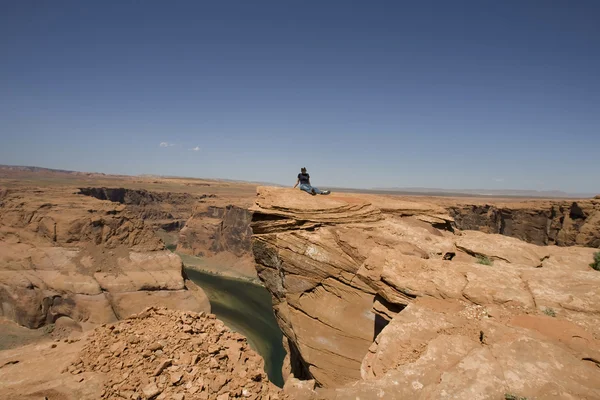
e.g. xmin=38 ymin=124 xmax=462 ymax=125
xmin=251 ymin=187 xmax=600 ymax=397
xmin=177 ymin=204 xmax=257 ymax=278
xmin=448 ymin=199 xmax=600 ymax=247
xmin=78 ymin=187 xmax=206 ymax=232
xmin=0 ymin=187 xmax=210 ymax=329
xmin=78 ymin=186 xmax=258 ymax=277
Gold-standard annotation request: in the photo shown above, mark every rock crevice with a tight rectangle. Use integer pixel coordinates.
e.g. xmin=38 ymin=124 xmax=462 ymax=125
xmin=251 ymin=187 xmax=600 ymax=398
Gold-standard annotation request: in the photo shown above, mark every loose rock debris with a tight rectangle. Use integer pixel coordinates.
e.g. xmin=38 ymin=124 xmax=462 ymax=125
xmin=66 ymin=307 xmax=285 ymax=400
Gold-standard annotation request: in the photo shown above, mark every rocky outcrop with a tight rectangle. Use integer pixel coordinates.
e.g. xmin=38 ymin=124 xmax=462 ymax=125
xmin=79 ymin=187 xmax=259 ymax=277
xmin=0 ymin=307 xmax=284 ymax=400
xmin=251 ymin=187 xmax=600 ymax=397
xmin=351 ymin=300 xmax=600 ymax=399
xmin=78 ymin=187 xmax=198 ymax=207
xmin=78 ymin=187 xmax=213 ymax=232
xmin=449 ymin=199 xmax=600 ymax=247
xmin=0 ymin=187 xmax=210 ymax=329
xmin=2 ymin=188 xmax=164 ymax=250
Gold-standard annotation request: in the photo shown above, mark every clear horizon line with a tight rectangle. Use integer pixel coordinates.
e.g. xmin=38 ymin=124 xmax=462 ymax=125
xmin=0 ymin=163 xmax=596 ymax=197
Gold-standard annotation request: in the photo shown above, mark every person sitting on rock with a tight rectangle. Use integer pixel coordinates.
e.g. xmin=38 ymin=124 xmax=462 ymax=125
xmin=293 ymin=167 xmax=330 ymax=195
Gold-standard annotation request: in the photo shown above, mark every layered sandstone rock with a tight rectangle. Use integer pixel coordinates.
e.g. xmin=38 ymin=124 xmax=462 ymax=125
xmin=78 ymin=187 xmax=206 ymax=232
xmin=251 ymin=187 xmax=600 ymax=397
xmin=177 ymin=204 xmax=257 ymax=278
xmin=0 ymin=186 xmax=209 ymax=329
xmin=78 ymin=186 xmax=258 ymax=277
xmin=448 ymin=198 xmax=600 ymax=247
xmin=1 ymin=186 xmax=165 ymax=250
xmin=178 ymin=205 xmax=252 ymax=258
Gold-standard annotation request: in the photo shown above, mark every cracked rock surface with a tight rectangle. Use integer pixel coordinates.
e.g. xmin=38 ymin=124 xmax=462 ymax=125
xmin=251 ymin=187 xmax=600 ymax=398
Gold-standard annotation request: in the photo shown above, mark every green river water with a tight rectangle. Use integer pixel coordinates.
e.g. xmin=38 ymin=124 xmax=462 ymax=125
xmin=184 ymin=268 xmax=286 ymax=387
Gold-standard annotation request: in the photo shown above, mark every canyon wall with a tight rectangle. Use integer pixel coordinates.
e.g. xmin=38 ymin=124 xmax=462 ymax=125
xmin=449 ymin=199 xmax=600 ymax=247
xmin=78 ymin=186 xmax=207 ymax=232
xmin=177 ymin=205 xmax=253 ymax=258
xmin=2 ymin=177 xmax=600 ymax=398
xmin=79 ymin=186 xmax=257 ymax=277
xmin=176 ymin=204 xmax=256 ymax=278
xmin=0 ymin=186 xmax=210 ymax=329
xmin=251 ymin=187 xmax=600 ymax=398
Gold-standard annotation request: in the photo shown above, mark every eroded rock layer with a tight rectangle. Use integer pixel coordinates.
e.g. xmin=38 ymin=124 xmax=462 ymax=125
xmin=177 ymin=205 xmax=256 ymax=277
xmin=78 ymin=186 xmax=209 ymax=232
xmin=251 ymin=187 xmax=600 ymax=398
xmin=0 ymin=186 xmax=210 ymax=329
xmin=448 ymin=199 xmax=600 ymax=247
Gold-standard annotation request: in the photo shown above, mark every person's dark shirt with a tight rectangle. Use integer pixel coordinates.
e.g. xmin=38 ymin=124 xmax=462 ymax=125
xmin=298 ymin=173 xmax=310 ymax=185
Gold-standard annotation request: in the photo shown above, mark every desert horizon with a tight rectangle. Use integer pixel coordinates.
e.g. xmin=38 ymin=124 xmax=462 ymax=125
xmin=2 ymin=2 xmax=599 ymax=399
xmin=2 ymin=163 xmax=595 ymax=200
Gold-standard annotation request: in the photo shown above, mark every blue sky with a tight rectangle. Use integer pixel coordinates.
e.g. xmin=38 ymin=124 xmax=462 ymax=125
xmin=1 ymin=1 xmax=598 ymax=192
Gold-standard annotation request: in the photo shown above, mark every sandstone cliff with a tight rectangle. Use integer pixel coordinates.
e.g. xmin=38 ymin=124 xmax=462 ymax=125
xmin=448 ymin=198 xmax=600 ymax=247
xmin=78 ymin=186 xmax=207 ymax=232
xmin=251 ymin=187 xmax=600 ymax=398
xmin=80 ymin=186 xmax=257 ymax=278
xmin=0 ymin=186 xmax=210 ymax=330
xmin=177 ymin=204 xmax=256 ymax=278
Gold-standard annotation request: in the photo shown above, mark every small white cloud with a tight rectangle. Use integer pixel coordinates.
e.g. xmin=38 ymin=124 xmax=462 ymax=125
xmin=159 ymin=142 xmax=175 ymax=147
xmin=190 ymin=146 xmax=200 ymax=152
xmin=494 ymin=178 xmax=505 ymax=182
